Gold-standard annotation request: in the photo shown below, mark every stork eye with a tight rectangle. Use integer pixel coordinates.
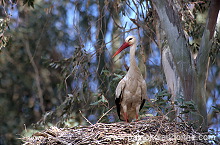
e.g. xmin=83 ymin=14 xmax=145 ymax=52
xmin=128 ymin=38 xmax=133 ymax=41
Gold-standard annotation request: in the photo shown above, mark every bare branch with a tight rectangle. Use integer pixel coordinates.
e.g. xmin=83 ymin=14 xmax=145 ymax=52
xmin=97 ymin=106 xmax=115 ymax=123
xmin=79 ymin=110 xmax=93 ymax=125
xmin=207 ymin=0 xmax=220 ymax=39
xmin=196 ymin=0 xmax=220 ymax=77
xmin=24 ymin=40 xmax=45 ymax=113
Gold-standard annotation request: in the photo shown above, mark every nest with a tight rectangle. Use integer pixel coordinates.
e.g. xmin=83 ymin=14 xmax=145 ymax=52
xmin=22 ymin=117 xmax=212 ymax=145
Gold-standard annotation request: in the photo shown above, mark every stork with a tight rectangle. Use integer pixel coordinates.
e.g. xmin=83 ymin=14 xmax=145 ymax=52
xmin=112 ymin=36 xmax=147 ymax=122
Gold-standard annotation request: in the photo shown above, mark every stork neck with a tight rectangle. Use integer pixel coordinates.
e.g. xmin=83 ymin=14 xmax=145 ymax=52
xmin=129 ymin=43 xmax=138 ymax=69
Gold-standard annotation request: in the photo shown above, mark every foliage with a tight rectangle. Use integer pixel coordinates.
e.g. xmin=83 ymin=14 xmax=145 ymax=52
xmin=0 ymin=17 xmax=10 ymax=50
xmin=23 ymin=0 xmax=35 ymax=8
xmin=0 ymin=0 xmax=219 ymax=144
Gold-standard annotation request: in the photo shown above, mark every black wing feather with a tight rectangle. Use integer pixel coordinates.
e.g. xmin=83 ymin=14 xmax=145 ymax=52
xmin=139 ymin=99 xmax=146 ymax=111
xmin=115 ymin=93 xmax=124 ymax=121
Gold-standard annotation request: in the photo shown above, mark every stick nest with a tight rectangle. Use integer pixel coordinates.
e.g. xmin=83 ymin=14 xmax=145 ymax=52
xmin=22 ymin=117 xmax=211 ymax=145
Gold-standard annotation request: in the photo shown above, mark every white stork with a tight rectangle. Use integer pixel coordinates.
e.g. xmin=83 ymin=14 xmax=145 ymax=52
xmin=112 ymin=36 xmax=147 ymax=122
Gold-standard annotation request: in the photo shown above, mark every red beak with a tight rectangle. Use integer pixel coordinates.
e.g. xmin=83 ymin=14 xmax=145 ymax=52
xmin=112 ymin=42 xmax=130 ymax=58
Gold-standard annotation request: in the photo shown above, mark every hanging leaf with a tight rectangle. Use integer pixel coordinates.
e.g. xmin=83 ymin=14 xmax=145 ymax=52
xmin=23 ymin=0 xmax=35 ymax=8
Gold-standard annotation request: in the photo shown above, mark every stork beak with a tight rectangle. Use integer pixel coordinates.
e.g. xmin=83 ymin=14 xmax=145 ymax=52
xmin=112 ymin=42 xmax=130 ymax=58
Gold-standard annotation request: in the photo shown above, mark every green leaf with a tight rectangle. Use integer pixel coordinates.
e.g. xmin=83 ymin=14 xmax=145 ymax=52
xmin=180 ymin=110 xmax=189 ymax=114
xmin=179 ymin=105 xmax=187 ymax=108
xmin=100 ymin=95 xmax=108 ymax=103
xmin=212 ymin=106 xmax=220 ymax=112
xmin=90 ymin=95 xmax=108 ymax=106
xmin=101 ymin=70 xmax=110 ymax=73
xmin=114 ymin=73 xmax=124 ymax=79
xmin=23 ymin=0 xmax=35 ymax=8
xmin=174 ymin=101 xmax=178 ymax=105
xmin=90 ymin=101 xmax=99 ymax=106
xmin=176 ymin=97 xmax=184 ymax=103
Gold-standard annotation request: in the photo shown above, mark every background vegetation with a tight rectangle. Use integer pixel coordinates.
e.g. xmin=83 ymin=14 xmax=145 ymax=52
xmin=0 ymin=0 xmax=219 ymax=144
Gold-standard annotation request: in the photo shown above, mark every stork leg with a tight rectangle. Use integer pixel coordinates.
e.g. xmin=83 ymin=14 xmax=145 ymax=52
xmin=135 ymin=113 xmax=139 ymax=121
xmin=123 ymin=112 xmax=128 ymax=123
xmin=135 ymin=105 xmax=140 ymax=121
xmin=122 ymin=105 xmax=129 ymax=122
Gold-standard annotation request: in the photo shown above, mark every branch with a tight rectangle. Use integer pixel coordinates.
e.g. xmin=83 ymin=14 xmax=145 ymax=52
xmin=79 ymin=110 xmax=92 ymax=125
xmin=24 ymin=40 xmax=45 ymax=113
xmin=97 ymin=106 xmax=115 ymax=123
xmin=152 ymin=0 xmax=194 ymax=100
xmin=196 ymin=0 xmax=220 ymax=81
xmin=207 ymin=0 xmax=220 ymax=39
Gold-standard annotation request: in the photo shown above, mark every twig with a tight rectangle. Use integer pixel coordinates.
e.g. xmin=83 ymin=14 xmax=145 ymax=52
xmin=79 ymin=110 xmax=92 ymax=125
xmin=105 ymin=27 xmax=138 ymax=46
xmin=22 ymin=118 xmax=211 ymax=144
xmin=97 ymin=106 xmax=116 ymax=123
xmin=24 ymin=38 xmax=45 ymax=113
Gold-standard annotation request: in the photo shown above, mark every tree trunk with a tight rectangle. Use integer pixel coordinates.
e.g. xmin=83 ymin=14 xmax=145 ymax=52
xmin=162 ymin=45 xmax=183 ymax=121
xmin=152 ymin=0 xmax=220 ymax=131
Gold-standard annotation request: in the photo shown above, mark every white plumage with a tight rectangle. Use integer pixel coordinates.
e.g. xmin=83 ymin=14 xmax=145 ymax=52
xmin=113 ymin=36 xmax=147 ymax=122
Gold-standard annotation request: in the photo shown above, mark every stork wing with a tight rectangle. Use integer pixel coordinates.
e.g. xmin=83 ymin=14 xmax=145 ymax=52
xmin=141 ymin=79 xmax=147 ymax=99
xmin=115 ymin=79 xmax=126 ymax=121
xmin=115 ymin=79 xmax=126 ymax=99
xmin=140 ymin=79 xmax=147 ymax=111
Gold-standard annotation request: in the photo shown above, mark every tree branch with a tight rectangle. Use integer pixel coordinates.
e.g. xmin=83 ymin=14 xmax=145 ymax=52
xmin=152 ymin=0 xmax=194 ymax=100
xmin=196 ymin=0 xmax=220 ymax=81
xmin=207 ymin=0 xmax=220 ymax=39
xmin=24 ymin=40 xmax=45 ymax=113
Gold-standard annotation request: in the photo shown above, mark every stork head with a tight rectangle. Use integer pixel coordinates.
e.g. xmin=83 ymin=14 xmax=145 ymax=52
xmin=112 ymin=36 xmax=136 ymax=58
